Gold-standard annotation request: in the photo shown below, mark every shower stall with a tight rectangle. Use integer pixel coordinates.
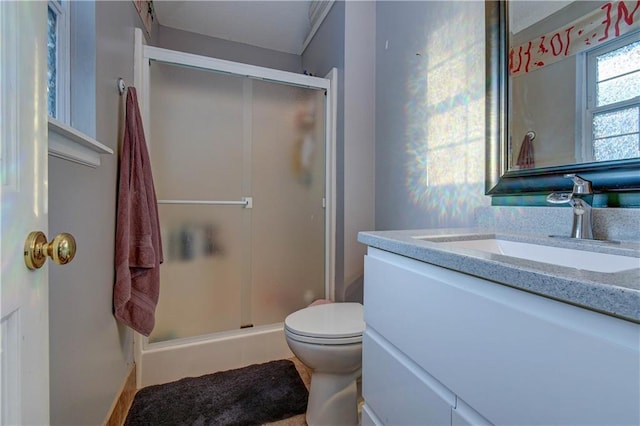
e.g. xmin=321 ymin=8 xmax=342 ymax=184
xmin=133 ymin=29 xmax=336 ymax=386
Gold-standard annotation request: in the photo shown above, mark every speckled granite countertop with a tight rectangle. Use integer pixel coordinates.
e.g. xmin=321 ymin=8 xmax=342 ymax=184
xmin=358 ymin=228 xmax=640 ymax=324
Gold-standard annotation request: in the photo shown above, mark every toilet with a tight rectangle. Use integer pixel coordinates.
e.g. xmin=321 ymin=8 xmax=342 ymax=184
xmin=284 ymin=302 xmax=364 ymax=426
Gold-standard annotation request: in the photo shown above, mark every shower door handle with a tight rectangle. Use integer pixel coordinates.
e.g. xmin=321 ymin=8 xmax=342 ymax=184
xmin=157 ymin=197 xmax=253 ymax=209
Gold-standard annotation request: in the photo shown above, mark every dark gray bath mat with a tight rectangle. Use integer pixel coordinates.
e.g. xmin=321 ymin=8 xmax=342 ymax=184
xmin=124 ymin=359 xmax=308 ymax=425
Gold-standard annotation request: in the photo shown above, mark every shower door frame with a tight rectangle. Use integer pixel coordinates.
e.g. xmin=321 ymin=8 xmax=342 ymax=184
xmin=133 ymin=29 xmax=336 ymax=383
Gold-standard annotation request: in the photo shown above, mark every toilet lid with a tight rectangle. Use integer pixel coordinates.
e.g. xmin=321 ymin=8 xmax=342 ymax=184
xmin=284 ymin=302 xmax=364 ymax=340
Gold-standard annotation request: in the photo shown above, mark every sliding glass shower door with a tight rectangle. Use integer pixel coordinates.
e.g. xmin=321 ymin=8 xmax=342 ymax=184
xmin=147 ymin=60 xmax=326 ymax=343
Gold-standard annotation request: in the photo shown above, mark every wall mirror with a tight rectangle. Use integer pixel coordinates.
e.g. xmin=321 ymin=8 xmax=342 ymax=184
xmin=485 ymin=0 xmax=640 ymax=198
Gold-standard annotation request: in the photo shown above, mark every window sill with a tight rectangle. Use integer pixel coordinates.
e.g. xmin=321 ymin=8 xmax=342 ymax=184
xmin=48 ymin=118 xmax=113 ymax=168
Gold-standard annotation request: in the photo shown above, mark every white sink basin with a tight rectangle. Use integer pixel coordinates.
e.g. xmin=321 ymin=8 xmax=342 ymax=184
xmin=419 ymin=237 xmax=640 ymax=273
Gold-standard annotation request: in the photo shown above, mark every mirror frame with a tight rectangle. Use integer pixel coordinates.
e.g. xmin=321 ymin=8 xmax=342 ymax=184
xmin=485 ymin=0 xmax=640 ymax=197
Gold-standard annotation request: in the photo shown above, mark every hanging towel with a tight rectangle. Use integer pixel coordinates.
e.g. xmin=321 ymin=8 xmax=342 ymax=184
xmin=516 ymin=132 xmax=535 ymax=169
xmin=114 ymin=87 xmax=163 ymax=336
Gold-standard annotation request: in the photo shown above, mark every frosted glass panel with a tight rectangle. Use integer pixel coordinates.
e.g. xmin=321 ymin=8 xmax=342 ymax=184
xmin=250 ymin=80 xmax=325 ymax=326
xmin=47 ymin=6 xmax=57 ymax=117
xmin=596 ymin=39 xmax=640 ymax=81
xmin=596 ymin=40 xmax=640 ymax=107
xmin=148 ymin=61 xmax=246 ymax=342
xmin=146 ymin=59 xmax=326 ymax=343
xmin=592 ymin=107 xmax=640 ymax=161
xmin=593 ymin=107 xmax=639 ymax=139
xmin=596 ymin=71 xmax=640 ymax=107
xmin=149 ymin=61 xmax=244 ymax=201
xmin=150 ymin=205 xmax=244 ymax=343
xmin=593 ymin=134 xmax=639 ymax=161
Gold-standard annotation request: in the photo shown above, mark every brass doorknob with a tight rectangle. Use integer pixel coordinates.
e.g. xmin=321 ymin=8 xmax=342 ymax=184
xmin=24 ymin=231 xmax=77 ymax=270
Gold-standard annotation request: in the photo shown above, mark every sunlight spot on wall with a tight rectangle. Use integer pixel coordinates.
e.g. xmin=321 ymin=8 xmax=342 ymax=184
xmin=404 ymin=5 xmax=487 ymax=224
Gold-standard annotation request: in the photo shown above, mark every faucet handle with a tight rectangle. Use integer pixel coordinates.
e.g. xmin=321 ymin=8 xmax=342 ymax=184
xmin=547 ymin=192 xmax=572 ymax=204
xmin=564 ymin=174 xmax=592 ymax=194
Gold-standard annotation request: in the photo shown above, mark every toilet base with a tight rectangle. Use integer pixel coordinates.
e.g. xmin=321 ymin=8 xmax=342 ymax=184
xmin=306 ymin=369 xmax=361 ymax=426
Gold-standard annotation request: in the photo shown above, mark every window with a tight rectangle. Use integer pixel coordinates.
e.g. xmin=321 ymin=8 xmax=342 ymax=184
xmin=584 ymin=32 xmax=640 ymax=162
xmin=47 ymin=0 xmax=69 ymax=121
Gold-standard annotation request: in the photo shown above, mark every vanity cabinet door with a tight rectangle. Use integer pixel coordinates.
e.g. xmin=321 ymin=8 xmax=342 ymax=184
xmin=364 ymin=248 xmax=640 ymax=426
xmin=362 ymin=328 xmax=455 ymax=426
xmin=451 ymin=399 xmax=492 ymax=426
xmin=361 ymin=404 xmax=381 ymax=426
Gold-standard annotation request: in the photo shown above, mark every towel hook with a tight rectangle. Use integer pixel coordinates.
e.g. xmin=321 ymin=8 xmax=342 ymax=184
xmin=117 ymin=78 xmax=126 ymax=96
xmin=526 ymin=130 xmax=536 ymax=141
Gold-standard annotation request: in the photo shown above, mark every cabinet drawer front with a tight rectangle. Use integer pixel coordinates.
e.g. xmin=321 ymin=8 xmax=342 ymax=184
xmin=452 ymin=398 xmax=492 ymax=426
xmin=361 ymin=404 xmax=381 ymax=426
xmin=363 ymin=329 xmax=455 ymax=426
xmin=364 ymin=248 xmax=640 ymax=426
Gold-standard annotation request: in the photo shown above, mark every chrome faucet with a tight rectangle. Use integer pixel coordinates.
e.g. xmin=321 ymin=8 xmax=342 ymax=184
xmin=547 ymin=174 xmax=594 ymax=239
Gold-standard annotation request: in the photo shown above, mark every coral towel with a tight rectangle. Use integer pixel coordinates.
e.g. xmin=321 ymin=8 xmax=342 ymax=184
xmin=114 ymin=87 xmax=163 ymax=336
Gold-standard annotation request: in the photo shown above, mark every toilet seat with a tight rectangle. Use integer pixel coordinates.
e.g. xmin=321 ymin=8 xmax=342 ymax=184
xmin=285 ymin=302 xmax=364 ymax=345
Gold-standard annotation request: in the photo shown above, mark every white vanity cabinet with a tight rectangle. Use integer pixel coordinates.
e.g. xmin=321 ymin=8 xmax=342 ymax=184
xmin=362 ymin=247 xmax=640 ymax=426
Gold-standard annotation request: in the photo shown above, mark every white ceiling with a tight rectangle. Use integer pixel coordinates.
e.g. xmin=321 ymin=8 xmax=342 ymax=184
xmin=153 ymin=1 xmax=313 ymax=55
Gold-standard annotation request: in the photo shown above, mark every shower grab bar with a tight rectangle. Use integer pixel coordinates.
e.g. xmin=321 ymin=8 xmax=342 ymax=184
xmin=157 ymin=197 xmax=253 ymax=209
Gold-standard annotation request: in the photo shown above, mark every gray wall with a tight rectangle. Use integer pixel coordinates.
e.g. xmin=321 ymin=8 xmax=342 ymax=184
xmin=373 ymin=1 xmax=639 ymax=238
xmin=302 ymin=1 xmax=376 ymax=303
xmin=342 ymin=1 xmax=376 ymax=302
xmin=48 ymin=1 xmax=154 ymax=424
xmin=375 ymin=1 xmax=491 ymax=230
xmin=511 ymin=57 xmax=577 ymax=168
xmin=302 ymin=2 xmax=347 ymax=300
xmin=157 ymin=25 xmax=302 ymax=72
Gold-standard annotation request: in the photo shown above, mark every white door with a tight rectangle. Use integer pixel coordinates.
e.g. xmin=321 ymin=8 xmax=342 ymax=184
xmin=1 ymin=2 xmax=50 ymax=424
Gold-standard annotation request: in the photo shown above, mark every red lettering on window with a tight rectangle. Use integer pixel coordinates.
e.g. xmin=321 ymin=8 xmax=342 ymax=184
xmin=616 ymin=1 xmax=640 ymax=36
xmin=599 ymin=2 xmax=613 ymax=42
xmin=524 ymin=42 xmax=533 ymax=72
xmin=515 ymin=45 xmax=524 ymax=73
xmin=563 ymin=26 xmax=574 ymax=56
xmin=550 ymin=32 xmax=564 ymax=56
xmin=537 ymin=35 xmax=549 ymax=55
xmin=509 ymin=47 xmax=523 ymax=74
xmin=509 ymin=48 xmax=514 ymax=72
